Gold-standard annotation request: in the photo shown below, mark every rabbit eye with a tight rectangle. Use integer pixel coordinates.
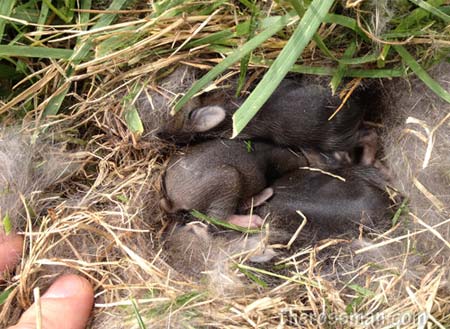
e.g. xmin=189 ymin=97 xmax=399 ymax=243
xmin=187 ymin=110 xmax=195 ymax=120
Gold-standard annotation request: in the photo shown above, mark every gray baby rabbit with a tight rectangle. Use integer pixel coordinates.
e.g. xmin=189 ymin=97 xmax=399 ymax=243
xmin=256 ymin=166 xmax=393 ymax=240
xmin=160 ymin=139 xmax=329 ymax=228
xmin=158 ymin=79 xmax=371 ymax=159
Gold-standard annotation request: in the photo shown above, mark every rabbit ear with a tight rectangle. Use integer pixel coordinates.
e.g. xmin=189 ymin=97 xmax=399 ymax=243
xmin=189 ymin=106 xmax=226 ymax=132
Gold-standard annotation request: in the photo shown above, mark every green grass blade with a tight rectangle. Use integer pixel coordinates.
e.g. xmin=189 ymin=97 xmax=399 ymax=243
xmin=237 ymin=263 xmax=319 ymax=287
xmin=172 ymin=12 xmax=296 ymax=113
xmin=8 ymin=2 xmax=40 ymax=23
xmin=184 ymin=29 xmax=234 ymax=49
xmin=394 ymin=45 xmax=450 ymax=103
xmin=232 ymin=0 xmax=335 ymax=138
xmin=312 ymin=33 xmax=337 ymax=61
xmin=330 ymin=40 xmax=357 ymax=94
xmin=252 ymin=56 xmax=406 ymax=78
xmin=396 ymin=0 xmax=446 ymax=29
xmin=379 ymin=0 xmax=447 ymax=67
xmin=289 ymin=0 xmax=337 ymax=61
xmin=238 ymin=266 xmax=268 ymax=287
xmin=64 ymin=0 xmax=76 ymax=23
xmin=236 ymin=0 xmax=259 ymax=95
xmin=92 ymin=0 xmax=129 ymax=29
xmin=377 ymin=44 xmax=390 ymax=68
xmin=324 ymin=13 xmax=369 ymax=41
xmin=43 ymin=91 xmax=69 ymax=117
xmin=392 ymin=198 xmax=409 ymax=226
xmin=35 ymin=1 xmax=49 ymax=42
xmin=42 ymin=0 xmax=71 ymax=23
xmin=408 ymin=0 xmax=450 ymax=23
xmin=44 ymin=0 xmax=129 ymax=117
xmin=0 ymin=0 xmax=17 ymax=42
xmin=0 ymin=45 xmax=73 ymax=59
xmin=130 ymin=298 xmax=147 ymax=329
xmin=252 ymin=55 xmax=406 ymax=78
xmin=344 ymin=68 xmax=406 ymax=78
xmin=190 ymin=210 xmax=261 ymax=234
xmin=338 ymin=53 xmax=379 ymax=65
xmin=79 ymin=0 xmax=92 ymax=30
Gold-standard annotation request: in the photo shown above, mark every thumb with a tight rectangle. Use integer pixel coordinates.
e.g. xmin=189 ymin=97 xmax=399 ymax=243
xmin=9 ymin=274 xmax=94 ymax=329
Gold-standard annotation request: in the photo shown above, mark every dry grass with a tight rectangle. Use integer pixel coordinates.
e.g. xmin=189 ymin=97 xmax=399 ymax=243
xmin=0 ymin=1 xmax=449 ymax=328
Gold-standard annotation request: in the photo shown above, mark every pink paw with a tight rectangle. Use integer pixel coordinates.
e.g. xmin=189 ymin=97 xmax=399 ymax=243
xmin=227 ymin=214 xmax=264 ymax=228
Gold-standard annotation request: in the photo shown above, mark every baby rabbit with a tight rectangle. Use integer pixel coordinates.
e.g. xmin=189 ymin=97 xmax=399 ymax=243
xmin=160 ymin=139 xmax=325 ymax=228
xmin=158 ymin=79 xmax=368 ymax=156
xmin=164 ymin=221 xmax=277 ymax=279
xmin=257 ymin=166 xmax=393 ymax=240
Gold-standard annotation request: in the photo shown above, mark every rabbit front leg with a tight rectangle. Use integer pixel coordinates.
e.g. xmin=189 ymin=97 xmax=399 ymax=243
xmin=204 ymin=166 xmax=264 ymax=228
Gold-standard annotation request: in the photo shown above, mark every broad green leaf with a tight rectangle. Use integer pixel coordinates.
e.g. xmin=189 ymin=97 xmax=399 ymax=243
xmin=0 ymin=45 xmax=73 ymax=59
xmin=232 ymin=0 xmax=335 ymax=137
xmin=0 ymin=287 xmax=14 ymax=305
xmin=124 ymin=105 xmax=144 ymax=136
xmin=116 ymin=194 xmax=129 ymax=203
xmin=394 ymin=45 xmax=450 ymax=103
xmin=172 ymin=11 xmax=296 ymax=113
xmin=2 ymin=212 xmax=12 ymax=235
xmin=122 ymin=81 xmax=145 ymax=136
xmin=348 ymin=284 xmax=375 ymax=297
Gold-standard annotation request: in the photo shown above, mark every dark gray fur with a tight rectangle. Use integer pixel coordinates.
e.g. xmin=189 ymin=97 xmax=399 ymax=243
xmin=257 ymin=166 xmax=393 ymax=240
xmin=158 ymin=79 xmax=365 ymax=152
xmin=161 ymin=139 xmax=313 ymax=221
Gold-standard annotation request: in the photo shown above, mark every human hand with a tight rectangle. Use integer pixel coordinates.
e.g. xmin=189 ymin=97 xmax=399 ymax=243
xmin=1 ymin=232 xmax=94 ymax=329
